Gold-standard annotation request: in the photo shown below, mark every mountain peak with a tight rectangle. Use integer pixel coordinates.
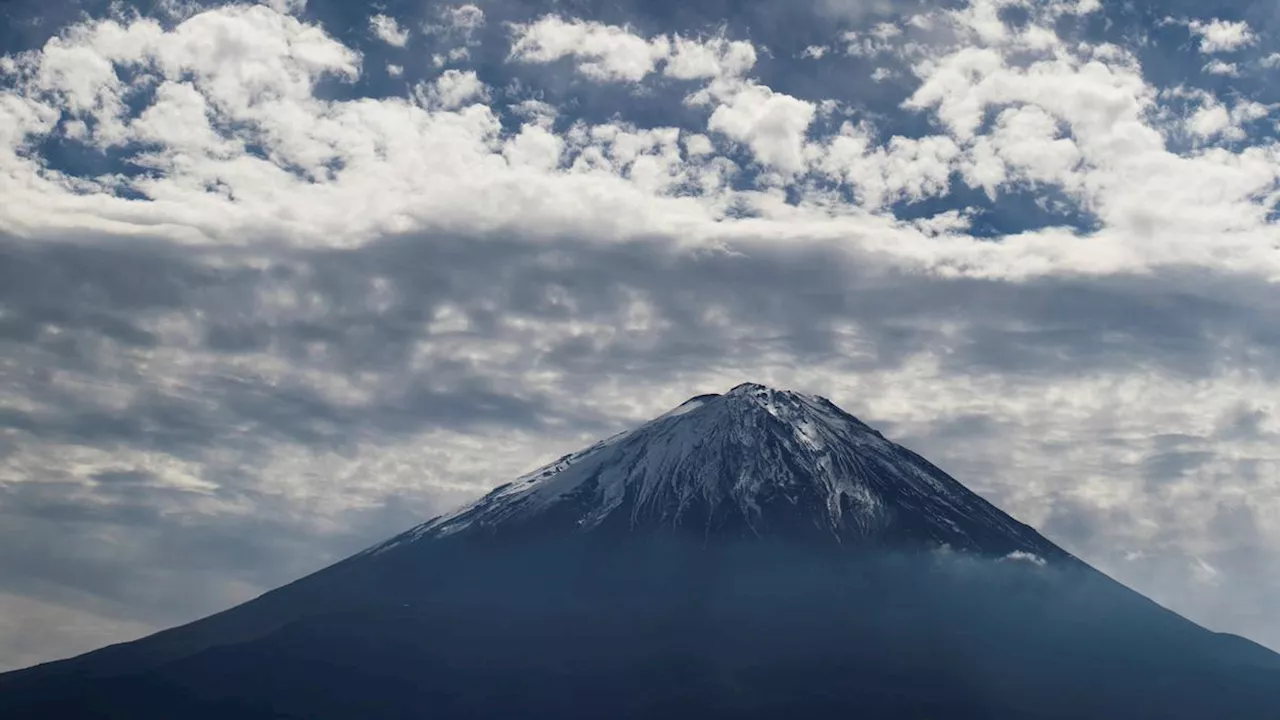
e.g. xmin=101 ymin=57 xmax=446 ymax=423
xmin=720 ymin=382 xmax=820 ymax=412
xmin=366 ymin=385 xmax=1069 ymax=562
xmin=722 ymin=381 xmax=816 ymax=404
xmin=724 ymin=381 xmax=775 ymax=396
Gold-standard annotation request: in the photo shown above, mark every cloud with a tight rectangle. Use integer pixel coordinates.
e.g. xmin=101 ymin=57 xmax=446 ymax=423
xmin=422 ymin=3 xmax=485 ymax=67
xmin=509 ymin=16 xmax=757 ymax=84
xmin=842 ymin=22 xmax=904 ymax=57
xmin=509 ymin=15 xmax=671 ymax=83
xmin=705 ymin=81 xmax=816 ymax=175
xmin=1186 ymin=18 xmax=1256 ymax=54
xmin=369 ymin=14 xmax=410 ymax=48
xmin=1003 ymin=551 xmax=1048 ymax=567
xmin=5 ymin=4 xmax=1277 ymax=278
xmin=415 ymin=68 xmax=488 ymax=110
xmin=665 ymin=36 xmax=758 ymax=80
xmin=1203 ymin=59 xmax=1239 ymax=77
xmin=1177 ymin=91 xmax=1271 ymax=142
xmin=425 ymin=4 xmax=486 ymax=38
xmin=814 ymin=126 xmax=961 ymax=208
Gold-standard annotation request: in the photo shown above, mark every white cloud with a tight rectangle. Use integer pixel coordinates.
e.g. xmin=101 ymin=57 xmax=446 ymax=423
xmin=369 ymin=14 xmax=410 ymax=48
xmin=415 ymin=69 xmax=488 ymax=110
xmin=706 ymin=82 xmax=817 ymax=176
xmin=800 ymin=45 xmax=829 ymax=59
xmin=683 ymin=132 xmax=715 ymax=156
xmin=1191 ymin=556 xmax=1222 ymax=586
xmin=427 ymin=4 xmax=485 ymax=37
xmin=665 ymin=36 xmax=757 ymax=80
xmin=842 ymin=23 xmax=903 ymax=57
xmin=422 ymin=5 xmax=485 ymax=70
xmin=503 ymin=123 xmax=565 ymax=170
xmin=512 ymin=98 xmax=558 ymax=127
xmin=981 ymin=105 xmax=1082 ymax=187
xmin=1188 ymin=102 xmax=1232 ymax=138
xmin=454 ymin=5 xmax=485 ymax=28
xmin=509 ymin=17 xmax=758 ymax=85
xmin=509 ymin=16 xmax=671 ymax=83
xmin=815 ymin=125 xmax=961 ymax=208
xmin=431 ymin=46 xmax=471 ymax=67
xmin=1 ymin=2 xmax=1277 ymax=278
xmin=1203 ymin=59 xmax=1239 ymax=76
xmin=896 ymin=9 xmax=1280 ymax=258
xmin=387 ymin=64 xmax=403 ymax=77
xmin=1186 ymin=18 xmax=1256 ymax=54
xmin=1184 ymin=94 xmax=1270 ymax=142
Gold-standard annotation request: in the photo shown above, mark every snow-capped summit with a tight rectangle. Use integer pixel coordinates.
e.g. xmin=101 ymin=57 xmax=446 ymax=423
xmin=369 ymin=383 xmax=1067 ymax=561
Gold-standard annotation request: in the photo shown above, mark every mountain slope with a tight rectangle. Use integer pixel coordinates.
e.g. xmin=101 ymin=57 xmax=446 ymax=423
xmin=2 ymin=383 xmax=1278 ymax=720
xmin=367 ymin=383 xmax=1066 ymax=558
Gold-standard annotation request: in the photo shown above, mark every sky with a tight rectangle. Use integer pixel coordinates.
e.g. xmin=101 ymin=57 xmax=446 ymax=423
xmin=1 ymin=0 xmax=1280 ymax=670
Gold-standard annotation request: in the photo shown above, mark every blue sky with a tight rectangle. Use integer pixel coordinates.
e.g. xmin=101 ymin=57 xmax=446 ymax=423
xmin=2 ymin=0 xmax=1280 ymax=668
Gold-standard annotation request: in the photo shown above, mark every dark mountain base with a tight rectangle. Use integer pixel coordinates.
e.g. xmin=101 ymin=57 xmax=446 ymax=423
xmin=3 ymin=538 xmax=1278 ymax=719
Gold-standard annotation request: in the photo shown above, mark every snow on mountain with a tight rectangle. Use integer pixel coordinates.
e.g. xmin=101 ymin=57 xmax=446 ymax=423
xmin=366 ymin=383 xmax=1067 ymax=560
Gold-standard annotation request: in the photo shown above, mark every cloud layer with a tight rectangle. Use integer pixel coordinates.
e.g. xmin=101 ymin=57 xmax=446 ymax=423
xmin=1 ymin=0 xmax=1280 ymax=668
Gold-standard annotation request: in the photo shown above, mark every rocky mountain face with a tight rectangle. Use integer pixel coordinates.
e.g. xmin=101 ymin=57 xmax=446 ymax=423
xmin=2 ymin=383 xmax=1278 ymax=719
xmin=365 ymin=383 xmax=1065 ymax=558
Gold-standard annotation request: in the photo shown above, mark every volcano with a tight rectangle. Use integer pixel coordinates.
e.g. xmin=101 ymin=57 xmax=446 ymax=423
xmin=2 ymin=383 xmax=1278 ymax=719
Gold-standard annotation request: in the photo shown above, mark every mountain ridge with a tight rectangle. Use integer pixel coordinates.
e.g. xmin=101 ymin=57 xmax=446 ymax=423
xmin=364 ymin=382 xmax=1070 ymax=563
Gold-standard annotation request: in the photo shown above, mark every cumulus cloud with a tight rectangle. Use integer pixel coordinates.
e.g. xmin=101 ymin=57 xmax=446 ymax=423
xmin=421 ymin=4 xmax=485 ymax=69
xmin=1004 ymin=551 xmax=1048 ymax=567
xmin=705 ymin=82 xmax=816 ymax=175
xmin=842 ymin=23 xmax=904 ymax=57
xmin=509 ymin=16 xmax=672 ymax=82
xmin=415 ymin=68 xmax=489 ymax=110
xmin=2 ymin=0 xmax=1280 ymax=671
xmin=1178 ymin=91 xmax=1271 ymax=142
xmin=1186 ymin=18 xmax=1256 ymax=54
xmin=665 ymin=36 xmax=758 ymax=80
xmin=815 ymin=125 xmax=960 ymax=208
xmin=369 ymin=14 xmax=410 ymax=47
xmin=509 ymin=16 xmax=757 ymax=84
xmin=425 ymin=3 xmax=486 ymax=38
xmin=1203 ymin=59 xmax=1239 ymax=76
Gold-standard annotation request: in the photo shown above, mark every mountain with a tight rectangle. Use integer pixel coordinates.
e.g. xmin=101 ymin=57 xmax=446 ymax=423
xmin=2 ymin=383 xmax=1278 ymax=719
xmin=365 ymin=383 xmax=1066 ymax=557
